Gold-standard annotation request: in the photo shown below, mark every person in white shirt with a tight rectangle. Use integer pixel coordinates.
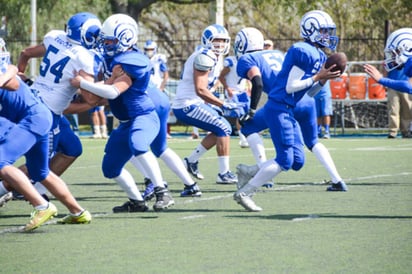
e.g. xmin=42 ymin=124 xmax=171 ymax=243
xmin=172 ymin=24 xmax=244 ymax=184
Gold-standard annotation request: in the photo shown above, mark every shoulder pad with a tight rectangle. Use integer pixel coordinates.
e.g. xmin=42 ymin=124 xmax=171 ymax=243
xmin=194 ymin=50 xmax=216 ymax=71
xmin=112 ymin=51 xmax=150 ymax=68
xmin=112 ymin=51 xmax=152 ymax=78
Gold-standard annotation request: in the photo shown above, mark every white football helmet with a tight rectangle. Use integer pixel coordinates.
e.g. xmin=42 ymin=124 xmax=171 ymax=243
xmin=300 ymin=10 xmax=338 ymax=50
xmin=99 ymin=13 xmax=138 ymax=56
xmin=0 ymin=38 xmax=10 ymax=74
xmin=234 ymin=27 xmax=264 ymax=59
xmin=384 ymin=28 xmax=412 ymax=72
xmin=66 ymin=12 xmax=102 ymax=49
xmin=144 ymin=40 xmax=157 ymax=58
xmin=201 ymin=24 xmax=230 ymax=55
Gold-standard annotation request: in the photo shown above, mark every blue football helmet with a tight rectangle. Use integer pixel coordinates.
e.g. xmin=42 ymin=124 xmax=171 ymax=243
xmin=144 ymin=40 xmax=157 ymax=58
xmin=384 ymin=28 xmax=412 ymax=71
xmin=201 ymin=24 xmax=230 ymax=55
xmin=300 ymin=10 xmax=338 ymax=51
xmin=99 ymin=13 xmax=138 ymax=57
xmin=66 ymin=12 xmax=102 ymax=49
xmin=234 ymin=27 xmax=264 ymax=59
xmin=0 ymin=38 xmax=10 ymax=74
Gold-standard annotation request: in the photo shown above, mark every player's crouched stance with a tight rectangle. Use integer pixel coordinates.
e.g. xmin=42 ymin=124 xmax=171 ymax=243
xmin=0 ymin=61 xmax=90 ymax=231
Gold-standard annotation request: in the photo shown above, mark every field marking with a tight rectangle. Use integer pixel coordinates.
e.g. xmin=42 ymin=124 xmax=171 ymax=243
xmin=180 ymin=215 xmax=206 ymax=220
xmin=292 ymin=214 xmax=319 ymax=222
xmin=1 ymin=171 xmax=411 ymax=234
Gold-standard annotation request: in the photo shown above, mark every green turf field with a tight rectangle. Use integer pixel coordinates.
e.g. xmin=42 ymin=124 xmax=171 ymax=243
xmin=1 ymin=137 xmax=411 ymax=274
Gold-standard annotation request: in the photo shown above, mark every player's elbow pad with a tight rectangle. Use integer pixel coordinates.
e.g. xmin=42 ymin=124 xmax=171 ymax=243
xmin=80 ymin=80 xmax=120 ymax=99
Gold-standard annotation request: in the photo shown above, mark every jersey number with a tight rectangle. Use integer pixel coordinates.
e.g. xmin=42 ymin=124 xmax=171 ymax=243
xmin=39 ymin=45 xmax=70 ymax=83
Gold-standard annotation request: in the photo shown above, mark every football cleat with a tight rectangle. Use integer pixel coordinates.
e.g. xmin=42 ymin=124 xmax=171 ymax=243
xmin=112 ymin=200 xmax=148 ymax=213
xmin=0 ymin=192 xmax=13 ymax=207
xmin=58 ymin=210 xmax=92 ymax=224
xmin=233 ymin=192 xmax=262 ymax=212
xmin=216 ymin=171 xmax=238 ymax=184
xmin=153 ymin=187 xmax=175 ymax=211
xmin=239 ymin=140 xmax=250 ymax=148
xmin=262 ymin=181 xmax=274 ymax=188
xmin=142 ymin=178 xmax=155 ymax=201
xmin=184 ymin=157 xmax=204 ymax=180
xmin=326 ymin=181 xmax=348 ymax=192
xmin=24 ymin=202 xmax=58 ymax=231
xmin=180 ymin=183 xmax=202 ymax=197
xmin=236 ymin=164 xmax=259 ymax=190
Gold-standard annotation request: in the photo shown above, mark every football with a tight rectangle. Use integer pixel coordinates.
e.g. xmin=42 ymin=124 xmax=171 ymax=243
xmin=325 ymin=52 xmax=347 ymax=74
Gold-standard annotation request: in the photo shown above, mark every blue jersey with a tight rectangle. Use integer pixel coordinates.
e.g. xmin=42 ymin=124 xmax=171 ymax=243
xmin=106 ymin=51 xmax=155 ymax=120
xmin=0 ymin=78 xmax=51 ymax=135
xmin=268 ymin=41 xmax=327 ymax=107
xmin=237 ymin=50 xmax=284 ymax=93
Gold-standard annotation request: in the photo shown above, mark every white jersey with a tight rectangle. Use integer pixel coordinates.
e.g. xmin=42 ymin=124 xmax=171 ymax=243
xmin=149 ymin=53 xmax=168 ymax=89
xmin=32 ymin=30 xmax=99 ymax=115
xmin=172 ymin=48 xmax=223 ymax=109
xmin=223 ymin=56 xmax=248 ymax=94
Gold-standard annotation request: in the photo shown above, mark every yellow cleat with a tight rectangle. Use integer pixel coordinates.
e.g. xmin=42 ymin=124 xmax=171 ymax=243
xmin=57 ymin=210 xmax=92 ymax=224
xmin=25 ymin=202 xmax=58 ymax=232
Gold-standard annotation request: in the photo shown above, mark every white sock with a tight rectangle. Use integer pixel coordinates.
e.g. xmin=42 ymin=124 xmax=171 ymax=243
xmin=134 ymin=152 xmax=165 ymax=188
xmin=187 ymin=144 xmax=207 ymax=163
xmin=247 ymin=133 xmax=267 ymax=166
xmin=217 ymin=155 xmax=230 ymax=174
xmin=239 ymin=132 xmax=248 ymax=143
xmin=100 ymin=125 xmax=108 ymax=136
xmin=312 ymin=143 xmax=342 ymax=183
xmin=114 ymin=168 xmax=143 ymax=201
xmin=93 ymin=125 xmax=101 ymax=135
xmin=248 ymin=159 xmax=282 ymax=188
xmin=34 ymin=182 xmax=47 ymax=195
xmin=160 ymin=148 xmax=195 ymax=186
xmin=129 ymin=156 xmax=149 ymax=178
xmin=35 ymin=202 xmax=49 ymax=211
xmin=0 ymin=181 xmax=9 ymax=196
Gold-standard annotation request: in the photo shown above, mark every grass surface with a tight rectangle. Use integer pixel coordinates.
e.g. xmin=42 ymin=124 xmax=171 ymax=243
xmin=1 ymin=137 xmax=411 ymax=274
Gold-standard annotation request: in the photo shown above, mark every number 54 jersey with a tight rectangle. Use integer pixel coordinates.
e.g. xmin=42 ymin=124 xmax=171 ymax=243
xmin=32 ymin=30 xmax=101 ymax=115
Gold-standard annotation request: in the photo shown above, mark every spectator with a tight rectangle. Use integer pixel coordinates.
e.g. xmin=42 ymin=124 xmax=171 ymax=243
xmin=314 ymin=81 xmax=333 ymax=138
xmin=90 ymin=106 xmax=108 ymax=139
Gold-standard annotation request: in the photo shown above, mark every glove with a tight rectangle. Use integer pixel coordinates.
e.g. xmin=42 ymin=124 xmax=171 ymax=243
xmin=239 ymin=109 xmax=256 ymax=125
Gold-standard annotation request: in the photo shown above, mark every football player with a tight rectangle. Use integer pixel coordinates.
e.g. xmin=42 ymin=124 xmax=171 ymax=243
xmin=364 ymin=28 xmax=412 ymax=138
xmin=171 ymin=24 xmax=243 ymax=184
xmin=218 ymin=52 xmax=251 ymax=148
xmin=364 ymin=28 xmax=412 ymax=94
xmin=16 ymin=12 xmax=103 ymax=195
xmin=144 ymin=40 xmax=169 ymax=92
xmin=234 ymin=10 xmax=342 ymax=211
xmin=130 ymin=83 xmax=202 ymax=199
xmin=0 ymin=41 xmax=90 ymax=229
xmin=233 ymin=28 xmax=347 ymax=197
xmin=71 ymin=14 xmax=174 ymax=212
